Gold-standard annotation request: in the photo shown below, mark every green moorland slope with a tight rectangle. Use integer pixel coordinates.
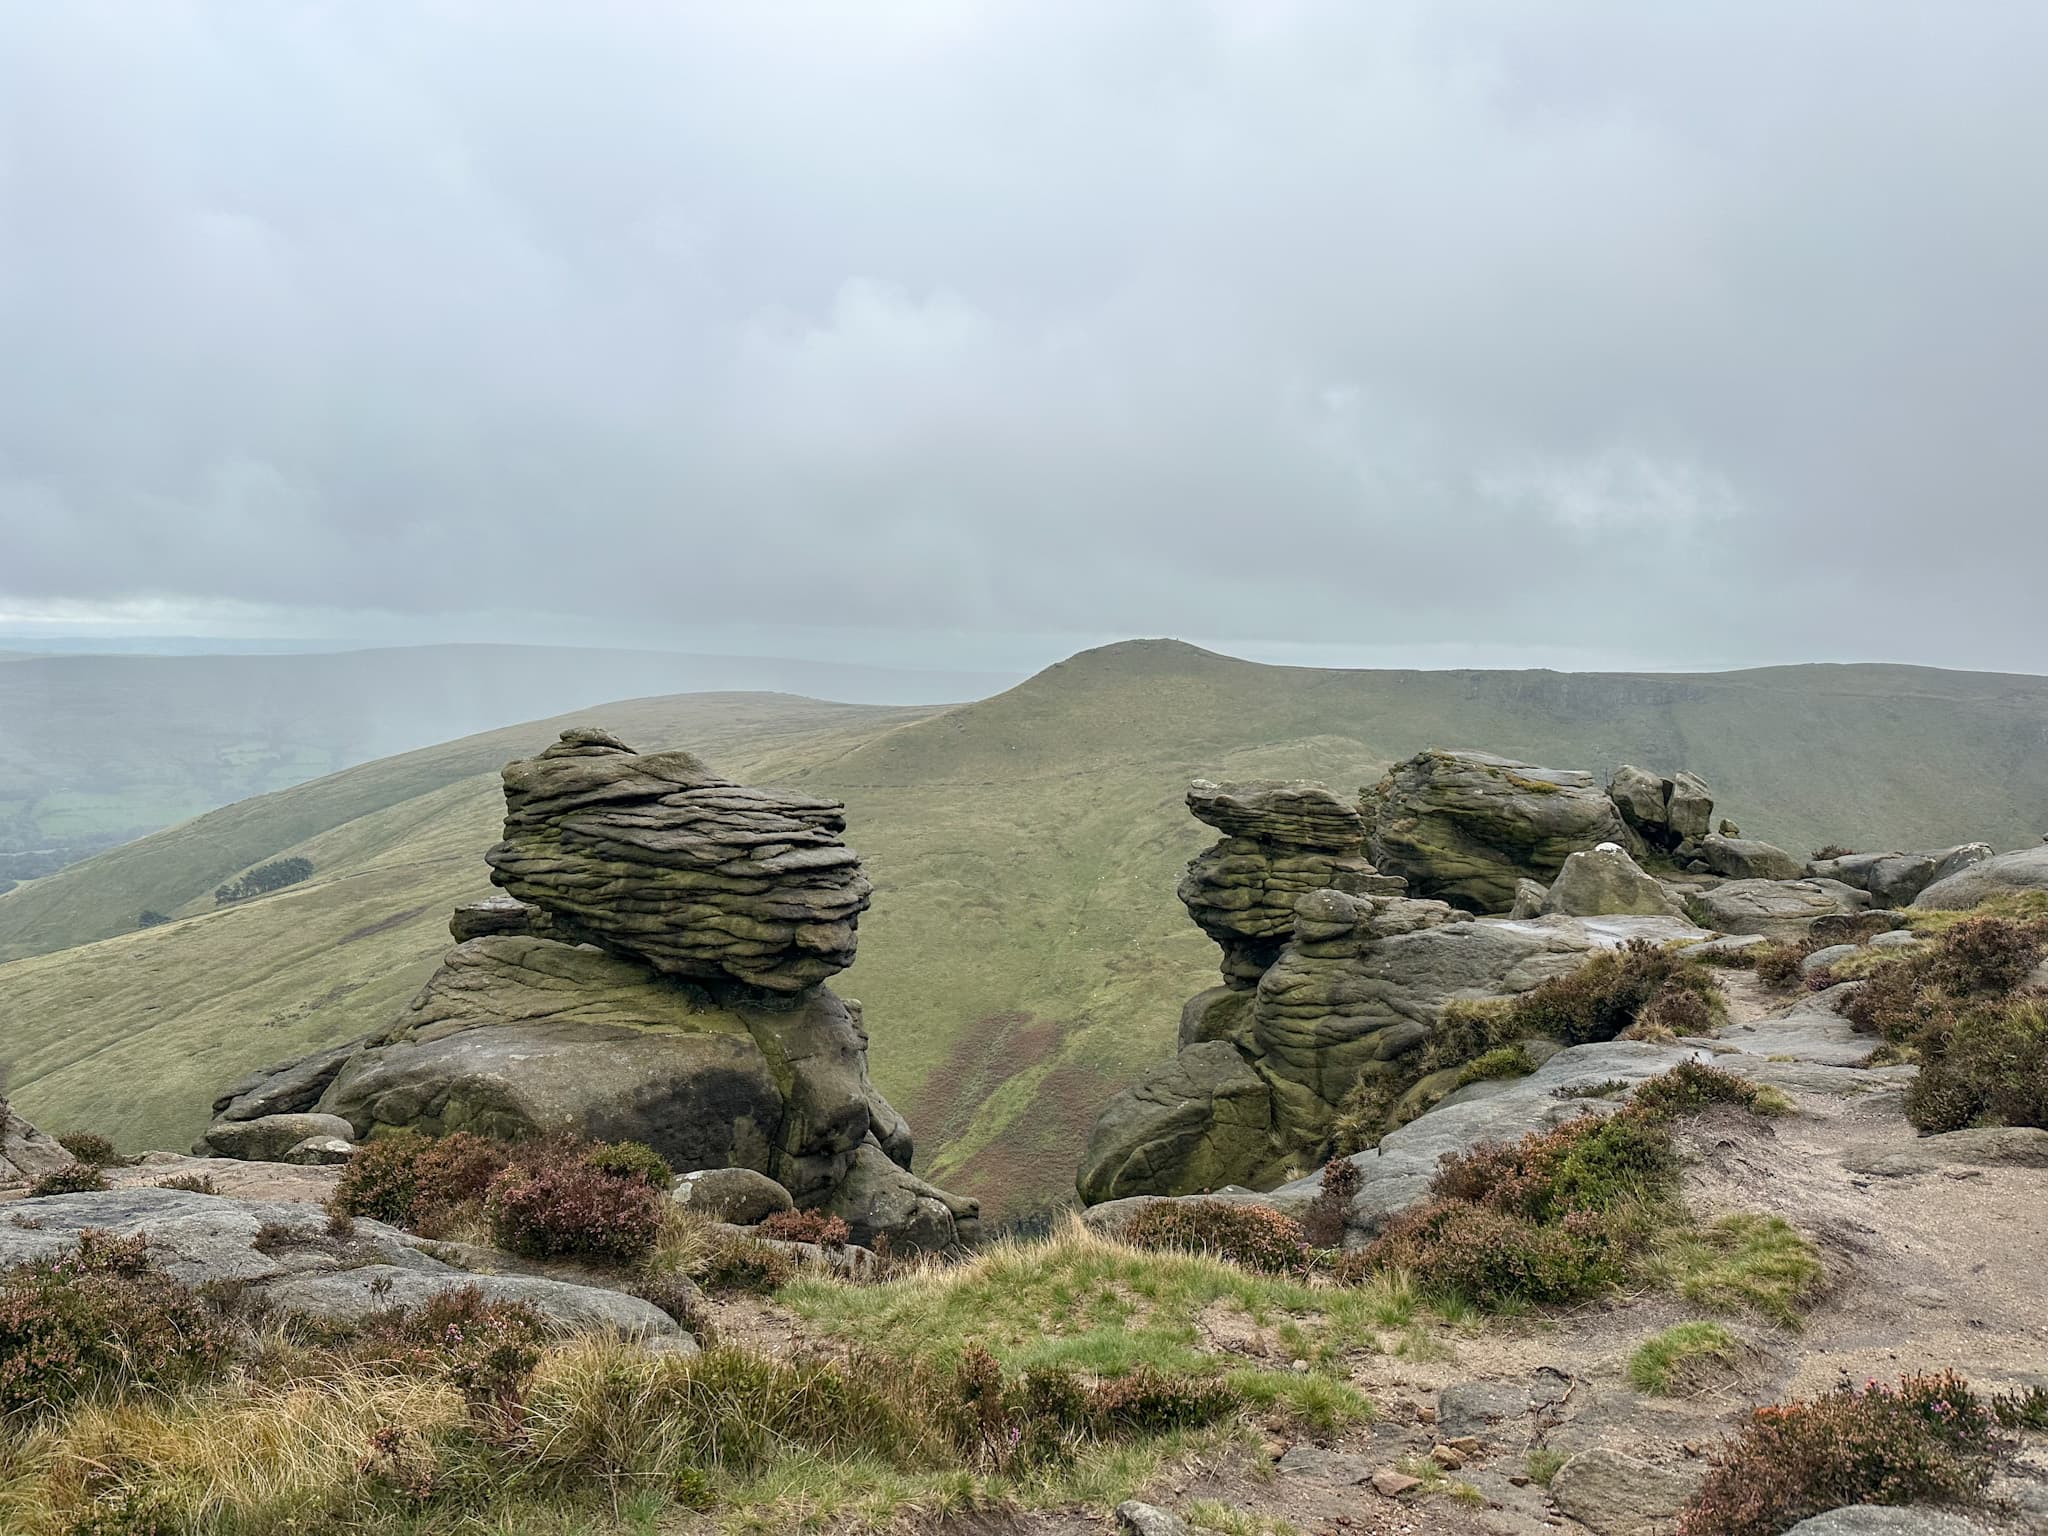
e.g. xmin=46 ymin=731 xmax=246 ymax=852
xmin=0 ymin=643 xmax=1010 ymax=871
xmin=6 ymin=639 xmax=2048 ymax=1213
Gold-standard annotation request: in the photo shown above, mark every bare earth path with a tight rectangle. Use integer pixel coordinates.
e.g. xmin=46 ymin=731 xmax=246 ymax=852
xmin=977 ymin=969 xmax=2048 ymax=1536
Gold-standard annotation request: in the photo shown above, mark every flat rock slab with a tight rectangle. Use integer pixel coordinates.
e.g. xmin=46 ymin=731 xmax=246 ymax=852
xmin=263 ymin=1265 xmax=681 ymax=1341
xmin=0 ymin=1186 xmax=681 ymax=1341
xmin=1844 ymin=1126 xmax=2048 ymax=1177
xmin=1549 ymin=1447 xmax=1702 ymax=1536
xmin=1783 ymin=1507 xmax=2002 ymax=1536
xmin=1280 ymin=1041 xmax=1709 ymax=1237
xmin=111 ymin=1152 xmax=342 ymax=1205
xmin=1715 ymin=997 xmax=1876 ymax=1067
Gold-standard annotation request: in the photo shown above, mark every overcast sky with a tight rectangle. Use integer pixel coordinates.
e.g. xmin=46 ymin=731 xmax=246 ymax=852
xmin=3 ymin=3 xmax=2045 ymax=675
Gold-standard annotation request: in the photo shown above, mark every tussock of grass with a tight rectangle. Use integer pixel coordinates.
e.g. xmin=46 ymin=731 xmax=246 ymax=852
xmin=784 ymin=1219 xmax=1387 ymax=1432
xmin=1627 ymin=1321 xmax=1744 ymax=1395
xmin=1648 ymin=1214 xmax=1823 ymax=1327
xmin=1525 ymin=1447 xmax=1568 ymax=1486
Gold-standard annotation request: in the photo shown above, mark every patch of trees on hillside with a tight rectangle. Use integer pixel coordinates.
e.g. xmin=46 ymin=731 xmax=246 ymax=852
xmin=214 ymin=857 xmax=314 ymax=906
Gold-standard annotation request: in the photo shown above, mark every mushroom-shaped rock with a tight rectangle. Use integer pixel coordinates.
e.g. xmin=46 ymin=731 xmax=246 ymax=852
xmin=485 ymin=730 xmax=872 ymax=993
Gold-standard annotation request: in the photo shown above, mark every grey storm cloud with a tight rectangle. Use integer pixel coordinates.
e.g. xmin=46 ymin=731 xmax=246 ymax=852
xmin=2 ymin=2 xmax=2045 ymax=668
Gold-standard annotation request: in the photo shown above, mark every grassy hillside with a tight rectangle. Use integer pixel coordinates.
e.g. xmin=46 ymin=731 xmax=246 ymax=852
xmin=0 ymin=643 xmax=1010 ymax=870
xmin=6 ymin=639 xmax=2048 ymax=1212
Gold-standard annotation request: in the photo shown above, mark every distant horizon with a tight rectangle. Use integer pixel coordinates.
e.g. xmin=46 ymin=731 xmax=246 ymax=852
xmin=4 ymin=628 xmax=2047 ymax=686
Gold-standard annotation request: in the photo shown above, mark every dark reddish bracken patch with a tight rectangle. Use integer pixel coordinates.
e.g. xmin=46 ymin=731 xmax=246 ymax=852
xmin=904 ymin=1015 xmax=1109 ymax=1220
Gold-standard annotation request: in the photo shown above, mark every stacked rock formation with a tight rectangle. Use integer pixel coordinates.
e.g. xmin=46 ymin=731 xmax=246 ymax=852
xmin=1607 ymin=765 xmax=1714 ymax=855
xmin=1177 ymin=780 xmax=1402 ymax=986
xmin=200 ymin=731 xmax=978 ymax=1250
xmin=484 ymin=728 xmax=872 ymax=992
xmin=1077 ymin=774 xmax=1698 ymax=1206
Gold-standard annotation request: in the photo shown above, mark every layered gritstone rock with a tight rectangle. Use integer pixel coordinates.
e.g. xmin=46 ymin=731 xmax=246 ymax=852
xmin=485 ymin=728 xmax=871 ymax=993
xmin=199 ymin=732 xmax=977 ymax=1250
xmin=1176 ymin=779 xmax=1401 ymax=986
xmin=1364 ymin=749 xmax=1636 ymax=913
xmin=1075 ymin=768 xmax=1709 ymax=1205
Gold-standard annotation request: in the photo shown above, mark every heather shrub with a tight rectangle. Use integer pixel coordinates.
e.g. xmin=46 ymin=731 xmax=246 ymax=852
xmin=935 ymin=1345 xmax=1238 ymax=1470
xmin=153 ymin=1174 xmax=220 ymax=1195
xmin=696 ymin=1231 xmax=798 ymax=1294
xmin=1906 ymin=996 xmax=2048 ymax=1133
xmin=1118 ymin=1200 xmax=1308 ymax=1275
xmin=1359 ymin=1199 xmax=1623 ymax=1307
xmin=0 ymin=1232 xmax=231 ymax=1419
xmin=1632 ymin=1060 xmax=1773 ymax=1119
xmin=1432 ymin=1107 xmax=1674 ymax=1222
xmin=581 ymin=1140 xmax=673 ymax=1190
xmin=758 ymin=1209 xmax=852 ymax=1248
xmin=1455 ymin=1043 xmax=1535 ymax=1085
xmin=1847 ymin=912 xmax=2048 ymax=1044
xmin=1751 ymin=940 xmax=1815 ymax=991
xmin=1506 ymin=940 xmax=1721 ymax=1046
xmin=1680 ymin=1371 xmax=2006 ymax=1536
xmin=484 ymin=1158 xmax=666 ymax=1264
xmin=1300 ymin=1156 xmax=1361 ymax=1249
xmin=55 ymin=1132 xmax=121 ymax=1168
xmin=1634 ymin=984 xmax=1715 ymax=1038
xmin=328 ymin=1130 xmax=509 ymax=1227
xmin=29 ymin=1163 xmax=107 ymax=1197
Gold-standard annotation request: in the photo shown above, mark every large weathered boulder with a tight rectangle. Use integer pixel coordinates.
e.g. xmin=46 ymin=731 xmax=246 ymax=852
xmin=673 ymin=1167 xmax=793 ymax=1225
xmin=1176 ymin=779 xmax=1399 ymax=986
xmin=821 ymin=1139 xmax=982 ymax=1251
xmin=0 ymin=1098 xmax=72 ymax=1186
xmin=1541 ymin=845 xmax=1686 ymax=918
xmin=313 ymin=936 xmax=881 ymax=1203
xmin=1077 ymin=1042 xmax=1279 ymax=1205
xmin=1699 ymin=833 xmax=1805 ymax=882
xmin=1807 ymin=845 xmax=1991 ymax=908
xmin=1607 ymin=765 xmax=1714 ymax=853
xmin=1684 ymin=878 xmax=1871 ymax=940
xmin=1365 ymin=750 xmax=1635 ymax=912
xmin=484 ymin=729 xmax=872 ymax=993
xmin=1913 ymin=844 xmax=2048 ymax=911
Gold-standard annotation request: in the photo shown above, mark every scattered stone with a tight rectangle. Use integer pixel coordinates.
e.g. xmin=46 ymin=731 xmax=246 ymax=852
xmin=1509 ymin=877 xmax=1549 ymax=918
xmin=672 ymin=1167 xmax=793 ymax=1225
xmin=1372 ymin=1470 xmax=1423 ymax=1498
xmin=1365 ymin=749 xmax=1636 ymax=912
xmin=284 ymin=1135 xmax=356 ymax=1166
xmin=1115 ymin=1501 xmax=1190 ymax=1536
xmin=1700 ymin=833 xmax=1806 ymax=882
xmin=1609 ymin=765 xmax=1715 ymax=853
xmin=1448 ymin=1436 xmax=1483 ymax=1454
xmin=1868 ymin=929 xmax=1925 ymax=950
xmin=1431 ymin=1443 xmax=1466 ymax=1469
xmin=196 ymin=1112 xmax=357 ymax=1163
xmin=1845 ymin=1126 xmax=2048 ymax=1177
xmin=1800 ymin=943 xmax=1862 ymax=977
xmin=1548 ymin=1448 xmax=1702 ymax=1536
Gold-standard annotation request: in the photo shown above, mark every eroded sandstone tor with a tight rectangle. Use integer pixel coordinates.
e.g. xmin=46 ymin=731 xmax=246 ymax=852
xmin=198 ymin=730 xmax=976 ymax=1250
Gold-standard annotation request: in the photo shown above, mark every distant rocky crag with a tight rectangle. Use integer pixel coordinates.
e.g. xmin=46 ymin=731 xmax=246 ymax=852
xmin=198 ymin=729 xmax=978 ymax=1250
xmin=1078 ymin=747 xmax=2003 ymax=1210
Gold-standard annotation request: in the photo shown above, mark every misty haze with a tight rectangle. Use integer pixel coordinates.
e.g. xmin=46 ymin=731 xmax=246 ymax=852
xmin=2 ymin=7 xmax=2046 ymax=1535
